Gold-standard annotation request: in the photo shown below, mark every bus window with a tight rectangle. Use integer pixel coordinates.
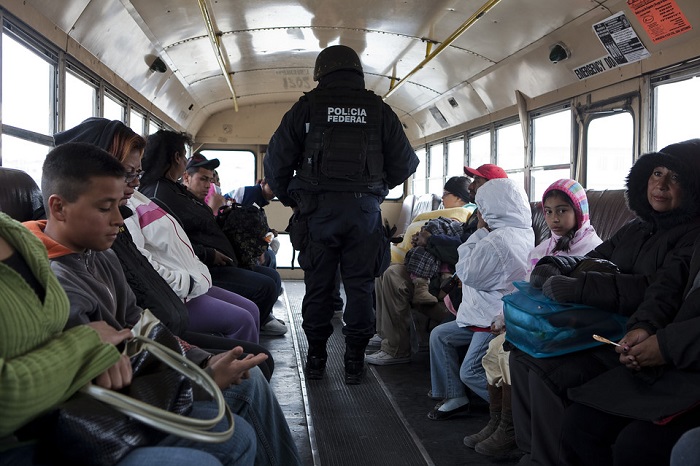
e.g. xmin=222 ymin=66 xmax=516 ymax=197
xmin=199 ymin=149 xmax=255 ymax=195
xmin=103 ymin=93 xmax=125 ymax=122
xmin=2 ymin=33 xmax=53 ymax=135
xmin=496 ymin=122 xmax=524 ymax=170
xmin=447 ymin=138 xmax=465 ymax=178
xmin=412 ymin=148 xmax=427 ymax=195
xmin=428 ymin=142 xmax=444 ymax=194
xmin=586 ymin=113 xmax=633 ymax=190
xmin=65 ymin=70 xmax=97 ymax=130
xmin=468 ymin=131 xmax=490 ymax=168
xmin=129 ymin=109 xmax=145 ymax=135
xmin=531 ymin=109 xmax=571 ymax=198
xmin=497 ymin=122 xmax=525 ymax=195
xmin=148 ymin=119 xmax=160 ymax=135
xmin=655 ymin=76 xmax=700 ymax=149
xmin=1 ymin=134 xmax=50 ymax=187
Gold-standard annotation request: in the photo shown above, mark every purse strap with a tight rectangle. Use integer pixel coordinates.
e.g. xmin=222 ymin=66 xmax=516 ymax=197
xmin=82 ymin=335 xmax=234 ymax=443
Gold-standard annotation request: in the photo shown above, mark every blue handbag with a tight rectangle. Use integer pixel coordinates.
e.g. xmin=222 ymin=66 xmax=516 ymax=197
xmin=503 ymin=281 xmax=627 ymax=358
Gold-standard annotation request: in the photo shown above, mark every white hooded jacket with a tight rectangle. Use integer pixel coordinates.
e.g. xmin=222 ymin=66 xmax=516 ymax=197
xmin=455 ymin=178 xmax=534 ymax=328
xmin=125 ymin=191 xmax=212 ymax=300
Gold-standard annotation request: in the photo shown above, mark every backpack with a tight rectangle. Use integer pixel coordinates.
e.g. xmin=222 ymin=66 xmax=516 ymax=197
xmin=217 ymin=203 xmax=270 ymax=269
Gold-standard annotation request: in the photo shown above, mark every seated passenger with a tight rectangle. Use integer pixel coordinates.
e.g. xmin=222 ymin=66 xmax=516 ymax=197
xmin=427 ymin=177 xmax=533 ymax=421
xmin=511 ymin=139 xmax=700 ymax=466
xmin=561 ymin=231 xmax=700 ymax=465
xmin=51 ymin=119 xmax=191 ymax=336
xmin=55 ymin=118 xmax=261 ymax=344
xmin=24 ymin=143 xmax=302 ymax=466
xmin=404 ymin=175 xmax=473 ymax=305
xmin=229 ymin=179 xmax=279 ymax=269
xmin=140 ymin=131 xmax=288 ymax=337
xmin=464 ymin=179 xmax=601 ymax=458
xmin=367 ymin=164 xmax=506 ymax=366
xmin=0 ymin=212 xmax=252 ymax=465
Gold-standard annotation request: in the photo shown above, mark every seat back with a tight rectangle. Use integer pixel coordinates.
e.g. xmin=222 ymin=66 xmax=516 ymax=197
xmin=530 ymin=189 xmax=635 ymax=245
xmin=0 ymin=167 xmax=45 ymax=221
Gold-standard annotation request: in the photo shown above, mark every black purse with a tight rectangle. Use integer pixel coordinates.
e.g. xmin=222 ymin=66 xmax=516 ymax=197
xmin=42 ymin=310 xmax=233 ymax=466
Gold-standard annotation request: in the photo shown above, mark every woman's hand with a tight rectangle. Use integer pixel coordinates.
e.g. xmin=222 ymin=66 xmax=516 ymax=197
xmin=86 ymin=321 xmax=133 ymax=346
xmin=620 ymin=335 xmax=664 ymax=369
xmin=617 ymin=328 xmax=652 ymax=369
xmin=95 ymin=354 xmax=132 ymax=389
xmin=206 ymin=347 xmax=269 ymax=389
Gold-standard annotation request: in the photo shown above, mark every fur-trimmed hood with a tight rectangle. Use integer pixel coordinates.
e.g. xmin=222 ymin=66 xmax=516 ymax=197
xmin=625 ymin=139 xmax=700 ymax=230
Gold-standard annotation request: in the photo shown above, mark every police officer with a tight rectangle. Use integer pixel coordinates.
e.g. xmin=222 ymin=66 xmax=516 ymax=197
xmin=264 ymin=45 xmax=419 ymax=384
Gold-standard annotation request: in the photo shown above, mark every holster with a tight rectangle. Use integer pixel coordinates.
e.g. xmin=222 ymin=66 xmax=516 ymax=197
xmin=286 ymin=212 xmax=309 ymax=251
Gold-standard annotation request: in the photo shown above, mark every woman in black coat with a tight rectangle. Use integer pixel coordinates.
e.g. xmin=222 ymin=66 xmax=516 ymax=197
xmin=509 ymin=139 xmax=700 ymax=466
xmin=561 ymin=235 xmax=700 ymax=465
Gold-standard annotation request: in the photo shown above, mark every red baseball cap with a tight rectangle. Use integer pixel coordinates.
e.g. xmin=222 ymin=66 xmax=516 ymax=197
xmin=464 ymin=164 xmax=507 ymax=180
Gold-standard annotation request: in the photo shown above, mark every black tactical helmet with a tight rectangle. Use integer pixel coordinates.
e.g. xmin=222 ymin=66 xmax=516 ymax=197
xmin=313 ymin=45 xmax=364 ymax=81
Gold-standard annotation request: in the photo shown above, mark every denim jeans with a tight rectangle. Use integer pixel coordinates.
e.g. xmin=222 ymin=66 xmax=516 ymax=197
xmin=200 ymin=366 xmax=302 ymax=466
xmin=429 ymin=320 xmax=494 ymax=402
xmin=672 ymin=427 xmax=700 ymax=466
xmin=0 ymin=403 xmax=255 ymax=466
xmin=0 ymin=444 xmax=224 ymax=466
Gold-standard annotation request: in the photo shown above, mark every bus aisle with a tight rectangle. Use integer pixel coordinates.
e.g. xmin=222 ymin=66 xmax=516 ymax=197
xmin=261 ymin=280 xmax=521 ymax=465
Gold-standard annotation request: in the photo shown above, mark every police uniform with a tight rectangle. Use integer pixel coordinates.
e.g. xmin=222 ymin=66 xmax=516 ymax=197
xmin=265 ymin=50 xmax=418 ymax=383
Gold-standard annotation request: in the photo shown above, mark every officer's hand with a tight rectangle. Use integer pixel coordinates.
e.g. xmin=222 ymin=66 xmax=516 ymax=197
xmin=383 ymin=219 xmax=397 ymax=239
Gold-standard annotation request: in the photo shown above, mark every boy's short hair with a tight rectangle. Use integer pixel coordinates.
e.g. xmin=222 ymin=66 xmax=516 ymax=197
xmin=42 ymin=142 xmax=125 ymax=210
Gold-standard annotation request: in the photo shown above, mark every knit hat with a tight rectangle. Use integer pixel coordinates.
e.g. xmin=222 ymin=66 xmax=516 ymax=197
xmin=443 ymin=176 xmax=471 ymax=203
xmin=464 ymin=164 xmax=508 ymax=180
xmin=542 ymin=179 xmax=589 ymax=230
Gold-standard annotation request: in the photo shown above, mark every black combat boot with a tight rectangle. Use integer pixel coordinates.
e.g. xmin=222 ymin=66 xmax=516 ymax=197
xmin=305 ymin=342 xmax=327 ymax=380
xmin=344 ymin=343 xmax=366 ymax=385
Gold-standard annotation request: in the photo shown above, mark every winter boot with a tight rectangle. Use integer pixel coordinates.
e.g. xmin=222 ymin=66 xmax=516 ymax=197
xmin=412 ymin=277 xmax=438 ymax=305
xmin=305 ymin=342 xmax=327 ymax=380
xmin=464 ymin=384 xmax=502 ymax=449
xmin=344 ymin=343 xmax=366 ymax=385
xmin=475 ymin=384 xmax=519 ymax=457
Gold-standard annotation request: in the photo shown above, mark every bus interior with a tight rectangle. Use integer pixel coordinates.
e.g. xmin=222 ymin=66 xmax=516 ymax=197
xmin=1 ymin=0 xmax=700 ymax=464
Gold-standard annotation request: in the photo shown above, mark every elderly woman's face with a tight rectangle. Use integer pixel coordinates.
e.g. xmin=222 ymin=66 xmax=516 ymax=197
xmin=647 ymin=166 xmax=682 ymax=212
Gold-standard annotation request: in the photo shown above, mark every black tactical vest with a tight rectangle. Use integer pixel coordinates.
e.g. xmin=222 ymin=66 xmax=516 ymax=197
xmin=297 ymin=88 xmax=384 ymax=191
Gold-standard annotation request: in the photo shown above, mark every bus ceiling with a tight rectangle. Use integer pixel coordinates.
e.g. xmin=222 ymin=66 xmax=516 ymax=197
xmin=3 ymin=0 xmax=700 ymax=145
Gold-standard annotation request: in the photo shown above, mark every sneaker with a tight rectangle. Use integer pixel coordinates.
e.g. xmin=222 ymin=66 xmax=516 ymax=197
xmin=367 ymin=334 xmax=382 ymax=349
xmin=365 ymin=350 xmax=411 ymax=366
xmin=260 ymin=317 xmax=288 ymax=336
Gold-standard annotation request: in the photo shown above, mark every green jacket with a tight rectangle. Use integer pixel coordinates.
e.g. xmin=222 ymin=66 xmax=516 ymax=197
xmin=0 ymin=212 xmax=119 ymax=440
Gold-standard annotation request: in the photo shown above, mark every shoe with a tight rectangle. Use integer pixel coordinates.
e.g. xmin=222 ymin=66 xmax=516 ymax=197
xmin=260 ymin=317 xmax=288 ymax=336
xmin=427 ymin=402 xmax=470 ymax=420
xmin=344 ymin=344 xmax=366 ymax=385
xmin=367 ymin=334 xmax=382 ymax=349
xmin=365 ymin=350 xmax=410 ymax=366
xmin=305 ymin=355 xmax=327 ymax=379
xmin=344 ymin=359 xmax=366 ymax=385
xmin=412 ymin=277 xmax=438 ymax=305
